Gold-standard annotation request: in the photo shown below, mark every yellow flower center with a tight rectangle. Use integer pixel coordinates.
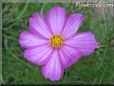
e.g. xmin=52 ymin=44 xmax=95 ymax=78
xmin=50 ymin=34 xmax=64 ymax=48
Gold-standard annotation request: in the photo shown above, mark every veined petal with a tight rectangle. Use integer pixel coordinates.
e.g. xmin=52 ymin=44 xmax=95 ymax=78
xmin=29 ymin=12 xmax=51 ymax=39
xmin=45 ymin=6 xmax=66 ymax=34
xmin=42 ymin=50 xmax=64 ymax=81
xmin=19 ymin=31 xmax=48 ymax=48
xmin=65 ymin=32 xmax=97 ymax=56
xmin=58 ymin=45 xmax=82 ymax=68
xmin=24 ymin=45 xmax=54 ymax=65
xmin=62 ymin=13 xmax=84 ymax=39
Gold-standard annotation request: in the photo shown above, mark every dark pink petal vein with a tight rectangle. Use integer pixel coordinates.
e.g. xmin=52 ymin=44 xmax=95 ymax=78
xmin=19 ymin=6 xmax=97 ymax=81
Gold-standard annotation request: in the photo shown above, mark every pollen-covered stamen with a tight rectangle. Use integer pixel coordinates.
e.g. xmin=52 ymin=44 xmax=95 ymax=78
xmin=50 ymin=35 xmax=64 ymax=48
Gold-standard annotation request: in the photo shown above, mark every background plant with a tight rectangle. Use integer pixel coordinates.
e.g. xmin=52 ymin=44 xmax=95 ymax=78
xmin=2 ymin=1 xmax=114 ymax=85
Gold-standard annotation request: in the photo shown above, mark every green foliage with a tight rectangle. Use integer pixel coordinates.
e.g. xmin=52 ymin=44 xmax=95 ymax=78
xmin=2 ymin=2 xmax=114 ymax=85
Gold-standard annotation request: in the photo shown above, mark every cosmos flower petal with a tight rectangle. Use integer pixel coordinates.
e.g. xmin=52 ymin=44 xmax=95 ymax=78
xmin=65 ymin=32 xmax=97 ymax=56
xmin=19 ymin=6 xmax=97 ymax=81
xmin=45 ymin=6 xmax=66 ymax=34
xmin=58 ymin=45 xmax=82 ymax=68
xmin=19 ymin=31 xmax=48 ymax=48
xmin=29 ymin=12 xmax=51 ymax=39
xmin=62 ymin=13 xmax=84 ymax=39
xmin=42 ymin=50 xmax=64 ymax=81
xmin=24 ymin=45 xmax=54 ymax=65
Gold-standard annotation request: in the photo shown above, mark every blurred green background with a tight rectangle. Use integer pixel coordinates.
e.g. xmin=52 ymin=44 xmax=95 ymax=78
xmin=2 ymin=1 xmax=114 ymax=85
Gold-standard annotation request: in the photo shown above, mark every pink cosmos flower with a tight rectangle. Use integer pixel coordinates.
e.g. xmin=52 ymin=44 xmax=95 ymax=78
xmin=19 ymin=6 xmax=97 ymax=81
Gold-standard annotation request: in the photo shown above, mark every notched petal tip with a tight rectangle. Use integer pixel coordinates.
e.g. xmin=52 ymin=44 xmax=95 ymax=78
xmin=51 ymin=5 xmax=66 ymax=10
xmin=86 ymin=31 xmax=97 ymax=48
xmin=29 ymin=12 xmax=40 ymax=24
xmin=45 ymin=6 xmax=67 ymax=34
xmin=30 ymin=12 xmax=41 ymax=18
xmin=19 ymin=31 xmax=28 ymax=48
xmin=70 ymin=13 xmax=84 ymax=20
xmin=29 ymin=12 xmax=51 ymax=39
xmin=73 ymin=13 xmax=84 ymax=24
xmin=62 ymin=13 xmax=84 ymax=39
xmin=42 ymin=69 xmax=63 ymax=81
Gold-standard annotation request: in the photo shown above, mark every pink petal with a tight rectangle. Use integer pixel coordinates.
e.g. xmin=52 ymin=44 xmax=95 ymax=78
xmin=45 ymin=6 xmax=66 ymax=34
xmin=24 ymin=45 xmax=54 ymax=65
xmin=19 ymin=31 xmax=48 ymax=48
xmin=29 ymin=12 xmax=51 ymax=39
xmin=65 ymin=32 xmax=97 ymax=56
xmin=42 ymin=50 xmax=64 ymax=81
xmin=58 ymin=45 xmax=82 ymax=68
xmin=62 ymin=13 xmax=84 ymax=39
